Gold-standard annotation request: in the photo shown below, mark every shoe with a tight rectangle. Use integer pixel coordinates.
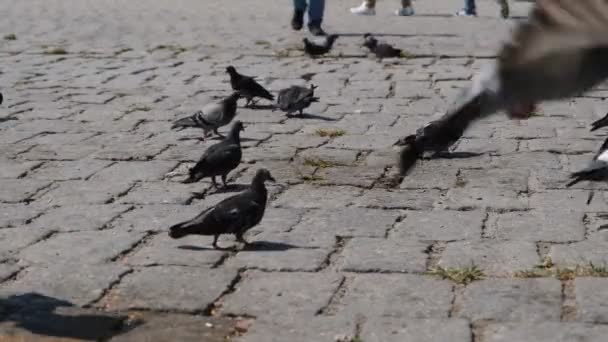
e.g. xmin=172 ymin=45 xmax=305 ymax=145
xmin=291 ymin=9 xmax=304 ymax=31
xmin=308 ymin=22 xmax=327 ymax=36
xmin=498 ymin=0 xmax=509 ymax=18
xmin=350 ymin=2 xmax=376 ymax=15
xmin=456 ymin=9 xmax=476 ymax=17
xmin=395 ymin=6 xmax=415 ymax=16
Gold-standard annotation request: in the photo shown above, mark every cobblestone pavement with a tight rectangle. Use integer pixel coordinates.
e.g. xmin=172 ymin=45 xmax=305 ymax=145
xmin=2 ymin=0 xmax=608 ymax=341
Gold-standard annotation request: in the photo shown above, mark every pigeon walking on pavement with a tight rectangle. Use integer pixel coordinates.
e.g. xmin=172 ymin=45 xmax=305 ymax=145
xmin=276 ymin=84 xmax=319 ymax=116
xmin=567 ymin=137 xmax=608 ymax=187
xmin=226 ymin=66 xmax=274 ymax=107
xmin=591 ymin=112 xmax=608 ymax=132
xmin=171 ymin=92 xmax=240 ymax=140
xmin=169 ymin=168 xmax=276 ymax=249
xmin=183 ymin=121 xmax=244 ymax=188
xmin=363 ymin=33 xmax=402 ymax=59
xmin=399 ymin=0 xmax=608 ymax=175
xmin=303 ymin=34 xmax=338 ymax=57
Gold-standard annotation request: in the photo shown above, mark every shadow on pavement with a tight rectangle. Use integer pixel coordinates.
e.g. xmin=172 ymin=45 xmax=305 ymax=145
xmin=0 ymin=293 xmax=134 ymax=341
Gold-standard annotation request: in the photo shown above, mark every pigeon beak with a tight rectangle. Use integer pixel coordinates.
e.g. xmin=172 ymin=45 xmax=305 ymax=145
xmin=268 ymin=176 xmax=276 ymax=182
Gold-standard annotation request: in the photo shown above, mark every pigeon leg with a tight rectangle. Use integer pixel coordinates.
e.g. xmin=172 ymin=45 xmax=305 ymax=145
xmin=236 ymin=233 xmax=249 ymax=245
xmin=221 ymin=174 xmax=228 ymax=188
xmin=211 ymin=176 xmax=219 ymax=188
xmin=244 ymin=97 xmax=252 ymax=107
xmin=214 ymin=128 xmax=226 ymax=138
xmin=212 ymin=235 xmax=220 ymax=249
xmin=298 ymin=109 xmax=303 ymax=116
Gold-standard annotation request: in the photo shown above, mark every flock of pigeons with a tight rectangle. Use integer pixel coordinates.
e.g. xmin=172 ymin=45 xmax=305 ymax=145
xmin=166 ymin=33 xmax=402 ymax=248
xmin=303 ymin=33 xmax=403 ymax=59
xmin=168 ymin=65 xmax=318 ymax=249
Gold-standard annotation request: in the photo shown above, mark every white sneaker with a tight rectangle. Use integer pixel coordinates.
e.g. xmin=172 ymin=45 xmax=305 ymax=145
xmin=350 ymin=3 xmax=376 ymax=15
xmin=395 ymin=6 xmax=415 ymax=16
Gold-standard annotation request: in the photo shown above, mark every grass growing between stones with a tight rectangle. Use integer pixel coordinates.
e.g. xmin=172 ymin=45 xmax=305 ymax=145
xmin=303 ymin=157 xmax=338 ymax=169
xmin=427 ymin=266 xmax=484 ymax=285
xmin=514 ymin=258 xmax=608 ymax=280
xmin=4 ymin=33 xmax=16 ymax=40
xmin=300 ymin=174 xmax=324 ymax=182
xmin=315 ymin=128 xmax=346 ymax=138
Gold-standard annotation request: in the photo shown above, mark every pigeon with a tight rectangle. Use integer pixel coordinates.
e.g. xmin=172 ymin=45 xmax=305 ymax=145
xmin=400 ymin=0 xmax=608 ymax=175
xmin=567 ymin=137 xmax=608 ymax=187
xmin=276 ymin=84 xmax=319 ymax=116
xmin=169 ymin=168 xmax=276 ymax=249
xmin=171 ymin=92 xmax=240 ymax=140
xmin=226 ymin=66 xmax=274 ymax=107
xmin=303 ymin=34 xmax=338 ymax=57
xmin=183 ymin=120 xmax=244 ymax=188
xmin=363 ymin=33 xmax=402 ymax=59
xmin=591 ymin=112 xmax=608 ymax=132
xmin=0 ymin=92 xmax=3 ymax=105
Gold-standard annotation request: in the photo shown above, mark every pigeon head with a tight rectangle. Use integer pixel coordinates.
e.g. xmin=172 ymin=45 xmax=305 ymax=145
xmin=226 ymin=66 xmax=237 ymax=75
xmin=229 ymin=91 xmax=241 ymax=100
xmin=254 ymin=168 xmax=276 ymax=184
xmin=363 ymin=33 xmax=372 ymax=39
xmin=363 ymin=37 xmax=378 ymax=50
xmin=231 ymin=120 xmax=245 ymax=133
xmin=327 ymin=34 xmax=339 ymax=44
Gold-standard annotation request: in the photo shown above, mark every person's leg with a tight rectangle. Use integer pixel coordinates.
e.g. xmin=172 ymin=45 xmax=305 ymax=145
xmin=396 ymin=0 xmax=415 ymax=16
xmin=291 ymin=0 xmax=306 ymax=30
xmin=351 ymin=0 xmax=375 ymax=15
xmin=465 ymin=0 xmax=476 ymax=14
xmin=308 ymin=0 xmax=326 ymax=36
xmin=457 ymin=0 xmax=476 ymax=16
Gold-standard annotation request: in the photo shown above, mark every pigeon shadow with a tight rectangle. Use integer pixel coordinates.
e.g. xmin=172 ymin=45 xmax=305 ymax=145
xmin=178 ymin=240 xmax=319 ymax=252
xmin=430 ymin=151 xmax=485 ymax=159
xmin=337 ymin=32 xmax=458 ymax=38
xmin=289 ymin=113 xmax=338 ymax=121
xmin=0 ymin=116 xmax=17 ymax=123
xmin=210 ymin=183 xmax=250 ymax=194
xmin=0 ymin=293 xmax=138 ymax=340
xmin=243 ymin=104 xmax=275 ymax=110
xmin=241 ymin=240 xmax=320 ymax=252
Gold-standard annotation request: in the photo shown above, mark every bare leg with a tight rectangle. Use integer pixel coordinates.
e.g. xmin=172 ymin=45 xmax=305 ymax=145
xmin=245 ymin=97 xmax=252 ymax=107
xmin=299 ymin=109 xmax=303 ymax=116
xmin=221 ymin=174 xmax=228 ymax=188
xmin=212 ymin=235 xmax=220 ymax=249
xmin=211 ymin=176 xmax=218 ymax=188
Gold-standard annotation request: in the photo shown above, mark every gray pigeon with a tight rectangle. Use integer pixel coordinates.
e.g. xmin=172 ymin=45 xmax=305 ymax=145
xmin=400 ymin=0 xmax=608 ymax=175
xmin=567 ymin=137 xmax=608 ymax=187
xmin=171 ymin=92 xmax=240 ymax=140
xmin=169 ymin=168 xmax=276 ymax=249
xmin=363 ymin=33 xmax=402 ymax=59
xmin=303 ymin=34 xmax=338 ymax=57
xmin=276 ymin=84 xmax=319 ymax=116
xmin=226 ymin=66 xmax=274 ymax=107
xmin=183 ymin=121 xmax=244 ymax=188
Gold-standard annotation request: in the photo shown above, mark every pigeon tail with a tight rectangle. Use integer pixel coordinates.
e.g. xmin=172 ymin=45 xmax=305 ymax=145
xmin=590 ymin=117 xmax=608 ymax=132
xmin=171 ymin=115 xmax=198 ymax=129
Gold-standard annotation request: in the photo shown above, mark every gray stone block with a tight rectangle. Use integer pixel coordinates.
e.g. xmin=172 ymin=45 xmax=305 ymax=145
xmin=339 ymin=237 xmax=429 ymax=273
xmin=394 ymin=210 xmax=484 ymax=241
xmin=487 ymin=210 xmax=585 ymax=242
xmin=458 ymin=279 xmax=561 ymax=321
xmin=29 ymin=204 xmax=130 ymax=232
xmin=438 ymin=240 xmax=539 ymax=276
xmin=0 ymin=263 xmax=129 ymax=306
xmin=294 ymin=208 xmax=401 ymax=238
xmin=352 ymin=189 xmax=441 ymax=210
xmin=273 ymin=185 xmax=362 ymax=209
xmin=107 ymin=266 xmax=237 ymax=312
xmin=480 ymin=322 xmax=608 ymax=342
xmin=222 ymin=271 xmax=342 ymax=318
xmin=574 ymin=278 xmax=608 ymax=323
xmin=340 ymin=274 xmax=453 ymax=318
xmin=362 ymin=318 xmax=471 ymax=342
xmin=126 ymin=233 xmax=226 ymax=267
xmin=18 ymin=230 xmax=146 ymax=264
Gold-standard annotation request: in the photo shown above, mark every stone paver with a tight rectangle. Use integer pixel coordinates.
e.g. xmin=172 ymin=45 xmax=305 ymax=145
xmin=458 ymin=279 xmax=562 ymax=322
xmin=1 ymin=0 xmax=605 ymax=340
